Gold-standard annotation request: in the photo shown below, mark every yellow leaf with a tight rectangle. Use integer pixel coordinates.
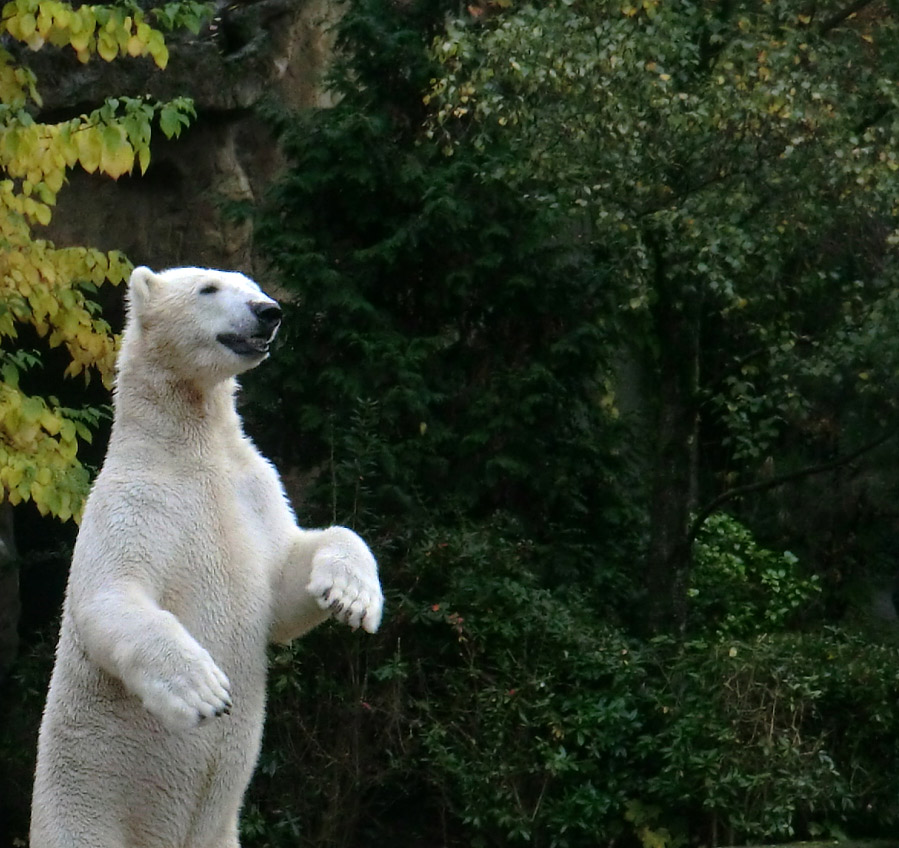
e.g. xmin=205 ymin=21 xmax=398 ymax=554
xmin=77 ymin=6 xmax=96 ymax=35
xmin=97 ymin=29 xmax=117 ymax=62
xmin=101 ymin=135 xmax=134 ymax=180
xmin=36 ymin=7 xmax=51 ymax=35
xmin=63 ymin=360 xmax=83 ymax=379
xmin=18 ymin=13 xmax=37 ymax=38
xmin=74 ymin=125 xmax=102 ymax=173
xmin=5 ymin=14 xmax=22 ymax=40
xmin=33 ymin=201 xmax=51 ymax=226
xmin=153 ymin=43 xmax=168 ymax=70
xmin=126 ymin=34 xmax=144 ymax=57
xmin=114 ymin=17 xmax=132 ymax=50
xmin=44 ymin=167 xmax=64 ymax=193
xmin=58 ymin=418 xmax=76 ymax=442
xmin=52 ymin=4 xmax=70 ymax=29
xmin=146 ymin=30 xmax=168 ymax=69
xmin=70 ymin=28 xmax=91 ymax=51
xmin=4 ymin=464 xmax=24 ymax=490
xmin=32 ymin=482 xmax=49 ymax=514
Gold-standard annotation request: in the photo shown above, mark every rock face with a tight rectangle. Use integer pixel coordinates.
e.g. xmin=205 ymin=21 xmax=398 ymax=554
xmin=40 ymin=0 xmax=340 ymax=277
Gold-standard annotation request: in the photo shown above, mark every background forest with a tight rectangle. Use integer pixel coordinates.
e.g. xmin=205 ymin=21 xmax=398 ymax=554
xmin=4 ymin=0 xmax=899 ymax=846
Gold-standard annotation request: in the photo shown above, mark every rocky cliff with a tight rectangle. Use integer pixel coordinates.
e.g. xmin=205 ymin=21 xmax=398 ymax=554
xmin=41 ymin=0 xmax=339 ymax=277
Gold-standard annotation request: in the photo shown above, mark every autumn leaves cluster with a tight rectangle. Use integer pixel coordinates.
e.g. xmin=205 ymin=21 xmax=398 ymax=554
xmin=1 ymin=0 xmax=200 ymax=520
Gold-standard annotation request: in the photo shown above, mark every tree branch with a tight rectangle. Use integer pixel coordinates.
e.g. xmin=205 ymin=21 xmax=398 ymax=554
xmin=686 ymin=428 xmax=897 ymax=547
xmin=819 ymin=0 xmax=878 ymax=35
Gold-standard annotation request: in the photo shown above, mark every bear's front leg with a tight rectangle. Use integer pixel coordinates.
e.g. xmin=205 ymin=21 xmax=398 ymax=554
xmin=269 ymin=527 xmax=383 ymax=644
xmin=74 ymin=583 xmax=233 ymax=731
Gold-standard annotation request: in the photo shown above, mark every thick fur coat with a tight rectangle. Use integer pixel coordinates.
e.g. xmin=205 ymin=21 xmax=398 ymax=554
xmin=31 ymin=267 xmax=383 ymax=848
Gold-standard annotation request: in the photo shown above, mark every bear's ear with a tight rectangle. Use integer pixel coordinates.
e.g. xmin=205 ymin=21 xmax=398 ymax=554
xmin=128 ymin=266 xmax=159 ymax=317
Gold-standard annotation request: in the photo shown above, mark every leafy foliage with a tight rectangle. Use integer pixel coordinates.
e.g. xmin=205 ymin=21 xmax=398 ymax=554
xmin=0 ymin=0 xmax=202 ymax=521
xmin=427 ymin=0 xmax=899 ymax=421
xmin=250 ymin=522 xmax=899 ymax=847
xmin=647 ymin=630 xmax=899 ymax=844
xmin=689 ymin=512 xmax=821 ymax=638
xmin=238 ymin=1 xmax=899 ymax=844
xmin=427 ymin=0 xmax=899 ymax=626
xmin=253 ymin=12 xmax=639 ymax=593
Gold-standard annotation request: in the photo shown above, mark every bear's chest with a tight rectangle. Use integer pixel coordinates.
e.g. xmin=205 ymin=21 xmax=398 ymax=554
xmin=159 ymin=470 xmax=274 ymax=647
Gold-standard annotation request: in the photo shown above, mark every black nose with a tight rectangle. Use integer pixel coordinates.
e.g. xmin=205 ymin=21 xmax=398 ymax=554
xmin=250 ymin=301 xmax=282 ymax=332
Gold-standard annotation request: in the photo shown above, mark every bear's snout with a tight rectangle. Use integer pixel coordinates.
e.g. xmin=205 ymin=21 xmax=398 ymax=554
xmin=250 ymin=301 xmax=282 ymax=337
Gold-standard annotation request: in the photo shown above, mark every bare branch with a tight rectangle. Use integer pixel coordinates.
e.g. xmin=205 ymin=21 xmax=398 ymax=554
xmin=819 ymin=0 xmax=878 ymax=35
xmin=686 ymin=428 xmax=897 ymax=547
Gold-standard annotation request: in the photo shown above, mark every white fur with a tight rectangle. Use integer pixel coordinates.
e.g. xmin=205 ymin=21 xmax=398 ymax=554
xmin=31 ymin=266 xmax=383 ymax=848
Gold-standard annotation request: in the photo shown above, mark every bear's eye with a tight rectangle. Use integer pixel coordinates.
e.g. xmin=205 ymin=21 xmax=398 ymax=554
xmin=199 ymin=284 xmax=219 ymax=295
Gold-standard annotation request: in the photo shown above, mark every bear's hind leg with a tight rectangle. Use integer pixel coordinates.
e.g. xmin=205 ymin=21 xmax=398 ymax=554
xmin=31 ymin=796 xmax=126 ymax=848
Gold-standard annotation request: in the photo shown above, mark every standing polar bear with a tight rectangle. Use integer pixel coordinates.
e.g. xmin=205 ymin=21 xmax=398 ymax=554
xmin=31 ymin=266 xmax=384 ymax=848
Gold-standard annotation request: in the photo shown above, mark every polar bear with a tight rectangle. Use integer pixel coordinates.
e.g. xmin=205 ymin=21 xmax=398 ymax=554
xmin=31 ymin=266 xmax=383 ymax=848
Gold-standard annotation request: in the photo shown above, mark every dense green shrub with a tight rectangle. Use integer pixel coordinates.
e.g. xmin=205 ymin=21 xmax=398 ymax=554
xmin=0 ymin=631 xmax=56 ymax=841
xmin=252 ymin=111 xmax=635 ymax=586
xmin=648 ymin=631 xmax=899 ymax=845
xmin=249 ymin=0 xmax=644 ymax=601
xmin=236 ymin=1 xmax=899 ymax=846
xmin=246 ymin=521 xmax=899 ymax=848
xmin=245 ymin=522 xmax=655 ymax=848
xmin=689 ymin=512 xmax=821 ymax=638
xmin=402 ymin=528 xmax=652 ymax=847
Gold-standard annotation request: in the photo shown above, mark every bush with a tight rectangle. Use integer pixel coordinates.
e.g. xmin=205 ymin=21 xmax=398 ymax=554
xmin=688 ymin=512 xmax=821 ymax=638
xmin=244 ymin=513 xmax=899 ymax=848
xmin=235 ymin=2 xmax=899 ymax=845
xmin=648 ymin=631 xmax=899 ymax=844
xmin=248 ymin=0 xmax=644 ymax=601
xmin=245 ymin=520 xmax=656 ymax=848
xmin=0 ymin=631 xmax=57 ymax=843
xmin=405 ymin=527 xmax=652 ymax=848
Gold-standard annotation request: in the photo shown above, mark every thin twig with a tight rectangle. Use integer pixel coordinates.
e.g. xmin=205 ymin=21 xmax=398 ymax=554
xmin=686 ymin=428 xmax=897 ymax=546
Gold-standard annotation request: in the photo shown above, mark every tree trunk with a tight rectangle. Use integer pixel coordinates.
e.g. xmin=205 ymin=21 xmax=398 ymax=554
xmin=0 ymin=501 xmax=19 ymax=680
xmin=645 ymin=271 xmax=701 ymax=635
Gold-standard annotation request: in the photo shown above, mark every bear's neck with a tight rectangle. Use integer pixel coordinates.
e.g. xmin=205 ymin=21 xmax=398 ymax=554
xmin=111 ymin=362 xmax=244 ymax=458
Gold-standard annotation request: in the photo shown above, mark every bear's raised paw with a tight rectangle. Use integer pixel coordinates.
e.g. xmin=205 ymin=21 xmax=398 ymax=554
xmin=307 ymin=533 xmax=384 ymax=635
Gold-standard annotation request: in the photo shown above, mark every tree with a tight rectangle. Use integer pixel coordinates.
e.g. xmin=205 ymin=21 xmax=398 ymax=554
xmin=0 ymin=0 xmax=203 ymax=674
xmin=253 ymin=0 xmax=637 ymax=592
xmin=244 ymin=3 xmax=644 ymax=838
xmin=429 ymin=0 xmax=899 ymax=631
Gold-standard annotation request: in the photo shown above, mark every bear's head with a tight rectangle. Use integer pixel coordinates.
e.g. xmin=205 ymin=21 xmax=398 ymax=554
xmin=125 ymin=266 xmax=282 ymax=383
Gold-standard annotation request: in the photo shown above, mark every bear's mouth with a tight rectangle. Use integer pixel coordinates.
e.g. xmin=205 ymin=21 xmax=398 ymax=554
xmin=217 ymin=333 xmax=272 ymax=357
